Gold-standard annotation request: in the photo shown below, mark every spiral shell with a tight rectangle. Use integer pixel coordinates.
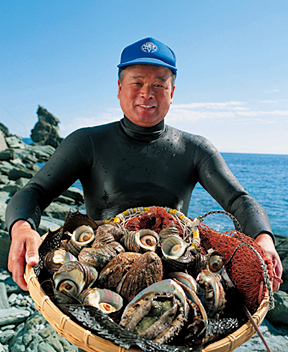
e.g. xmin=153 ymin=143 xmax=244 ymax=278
xmin=43 ymin=248 xmax=77 ymax=274
xmin=161 ymin=236 xmax=189 ymax=260
xmin=53 ymin=261 xmax=97 ymax=298
xmin=79 ymin=288 xmax=123 ymax=319
xmin=95 ymin=222 xmax=127 ymax=242
xmin=78 ymin=243 xmax=117 ymax=270
xmin=67 ymin=225 xmax=95 ymax=257
xmin=123 ymin=229 xmax=159 ymax=253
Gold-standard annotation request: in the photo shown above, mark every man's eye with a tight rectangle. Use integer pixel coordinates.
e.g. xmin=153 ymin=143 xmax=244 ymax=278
xmin=155 ymin=84 xmax=164 ymax=88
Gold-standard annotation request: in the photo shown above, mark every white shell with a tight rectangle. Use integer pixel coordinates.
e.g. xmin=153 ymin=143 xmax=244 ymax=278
xmin=135 ymin=229 xmax=159 ymax=252
xmin=161 ymin=236 xmax=189 ymax=260
xmin=81 ymin=288 xmax=123 ymax=314
xmin=72 ymin=225 xmax=95 ymax=245
xmin=167 ymin=271 xmax=199 ymax=293
xmin=53 ymin=266 xmax=86 ymax=297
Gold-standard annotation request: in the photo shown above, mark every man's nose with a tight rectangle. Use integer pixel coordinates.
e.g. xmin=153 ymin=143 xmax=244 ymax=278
xmin=141 ymin=84 xmax=153 ymax=99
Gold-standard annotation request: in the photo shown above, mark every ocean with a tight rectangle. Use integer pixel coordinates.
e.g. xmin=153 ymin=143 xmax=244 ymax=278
xmin=188 ymin=153 xmax=288 ymax=237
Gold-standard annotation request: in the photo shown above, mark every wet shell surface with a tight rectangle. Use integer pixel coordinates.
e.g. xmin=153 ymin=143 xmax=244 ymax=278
xmin=167 ymin=271 xmax=199 ymax=293
xmin=43 ymin=248 xmax=77 ymax=274
xmin=158 ymin=222 xmax=180 ymax=241
xmin=53 ymin=261 xmax=97 ymax=298
xmin=124 ymin=279 xmax=189 ymax=316
xmin=120 ymin=279 xmax=189 ymax=344
xmin=197 ymin=269 xmax=226 ymax=319
xmin=118 ymin=251 xmax=163 ymax=303
xmin=35 ymin=209 xmax=260 ymax=350
xmin=98 ymin=252 xmax=142 ymax=291
xmin=67 ymin=225 xmax=96 ymax=257
xmin=79 ymin=288 xmax=123 ymax=318
xmin=161 ymin=235 xmax=189 ymax=259
xmin=123 ymin=229 xmax=159 ymax=253
xmin=78 ymin=243 xmax=117 ymax=271
xmin=94 ymin=222 xmax=127 ymax=243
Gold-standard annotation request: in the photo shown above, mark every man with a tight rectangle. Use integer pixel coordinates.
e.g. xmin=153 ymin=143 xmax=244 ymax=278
xmin=6 ymin=37 xmax=282 ymax=298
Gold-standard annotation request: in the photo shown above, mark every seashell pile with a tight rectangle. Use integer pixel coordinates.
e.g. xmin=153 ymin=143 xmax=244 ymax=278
xmin=35 ymin=207 xmax=271 ymax=350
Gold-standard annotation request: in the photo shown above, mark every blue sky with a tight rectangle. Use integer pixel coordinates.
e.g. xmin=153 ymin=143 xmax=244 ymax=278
xmin=1 ymin=0 xmax=287 ymax=154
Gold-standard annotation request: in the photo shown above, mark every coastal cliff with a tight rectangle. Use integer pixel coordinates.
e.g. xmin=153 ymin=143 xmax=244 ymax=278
xmin=0 ymin=121 xmax=287 ymax=351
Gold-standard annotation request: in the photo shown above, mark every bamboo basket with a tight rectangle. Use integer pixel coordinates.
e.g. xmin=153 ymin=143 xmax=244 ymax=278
xmin=25 ymin=263 xmax=269 ymax=352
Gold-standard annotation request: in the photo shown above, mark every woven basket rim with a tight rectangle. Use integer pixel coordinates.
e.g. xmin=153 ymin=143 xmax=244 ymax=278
xmin=25 ymin=266 xmax=269 ymax=352
xmin=25 ymin=207 xmax=270 ymax=352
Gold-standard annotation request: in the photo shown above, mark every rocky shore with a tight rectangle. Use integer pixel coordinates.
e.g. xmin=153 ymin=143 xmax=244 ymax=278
xmin=0 ymin=122 xmax=287 ymax=351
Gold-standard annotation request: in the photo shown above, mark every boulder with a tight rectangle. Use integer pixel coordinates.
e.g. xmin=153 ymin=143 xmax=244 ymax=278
xmin=0 ymin=137 xmax=8 ymax=153
xmin=266 ymin=290 xmax=288 ymax=326
xmin=0 ymin=148 xmax=16 ymax=161
xmin=30 ymin=106 xmax=63 ymax=148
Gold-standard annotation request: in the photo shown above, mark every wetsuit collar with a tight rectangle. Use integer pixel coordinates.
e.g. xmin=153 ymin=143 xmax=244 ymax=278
xmin=120 ymin=116 xmax=165 ymax=141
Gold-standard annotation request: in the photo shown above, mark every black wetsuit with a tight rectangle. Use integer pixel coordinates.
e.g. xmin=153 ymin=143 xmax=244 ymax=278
xmin=5 ymin=116 xmax=272 ymax=238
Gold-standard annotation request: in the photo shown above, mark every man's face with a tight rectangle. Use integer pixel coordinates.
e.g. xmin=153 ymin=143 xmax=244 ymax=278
xmin=117 ymin=64 xmax=175 ymax=127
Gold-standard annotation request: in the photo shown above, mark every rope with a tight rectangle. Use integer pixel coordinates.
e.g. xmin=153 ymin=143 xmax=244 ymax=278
xmin=196 ymin=210 xmax=242 ymax=233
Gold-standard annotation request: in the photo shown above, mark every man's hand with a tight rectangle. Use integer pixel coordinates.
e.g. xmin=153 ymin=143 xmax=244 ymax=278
xmin=8 ymin=220 xmax=42 ymax=291
xmin=255 ymin=233 xmax=283 ymax=292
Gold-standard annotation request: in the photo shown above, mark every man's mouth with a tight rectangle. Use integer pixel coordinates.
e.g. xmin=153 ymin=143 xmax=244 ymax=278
xmin=138 ymin=105 xmax=155 ymax=109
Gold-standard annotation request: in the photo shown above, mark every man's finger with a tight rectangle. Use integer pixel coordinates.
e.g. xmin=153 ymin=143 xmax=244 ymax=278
xmin=25 ymin=234 xmax=41 ymax=266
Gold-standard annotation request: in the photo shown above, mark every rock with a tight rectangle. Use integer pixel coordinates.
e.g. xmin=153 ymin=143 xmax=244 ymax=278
xmin=0 ymin=124 xmax=10 ymax=139
xmin=0 ymin=149 xmax=15 ymax=161
xmin=8 ymin=166 xmax=37 ymax=180
xmin=0 ymin=283 xmax=9 ymax=309
xmin=9 ymin=312 xmax=77 ymax=352
xmin=0 ymin=176 xmax=9 ymax=185
xmin=5 ymin=136 xmax=26 ymax=149
xmin=280 ymin=257 xmax=288 ymax=291
xmin=30 ymin=106 xmax=63 ymax=148
xmin=0 ymin=329 xmax=15 ymax=344
xmin=266 ymin=291 xmax=288 ymax=326
xmin=0 ymin=308 xmax=30 ymax=326
xmin=26 ymin=145 xmax=56 ymax=161
xmin=62 ymin=187 xmax=84 ymax=204
xmin=0 ymin=161 xmax=13 ymax=175
xmin=38 ymin=216 xmax=64 ymax=236
xmin=0 ymin=132 xmax=7 ymax=153
xmin=43 ymin=202 xmax=72 ymax=221
xmin=0 ymin=183 xmax=21 ymax=196
xmin=236 ymin=319 xmax=288 ymax=351
xmin=15 ymin=177 xmax=30 ymax=188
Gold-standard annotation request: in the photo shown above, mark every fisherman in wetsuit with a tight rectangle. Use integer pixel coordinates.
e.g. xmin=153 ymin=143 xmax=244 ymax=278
xmin=6 ymin=37 xmax=282 ymax=299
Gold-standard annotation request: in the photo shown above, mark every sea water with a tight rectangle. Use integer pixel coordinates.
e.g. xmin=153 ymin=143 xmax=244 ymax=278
xmin=188 ymin=153 xmax=288 ymax=237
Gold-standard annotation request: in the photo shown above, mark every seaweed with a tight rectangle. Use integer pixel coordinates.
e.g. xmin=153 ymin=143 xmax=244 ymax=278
xmin=59 ymin=304 xmax=202 ymax=352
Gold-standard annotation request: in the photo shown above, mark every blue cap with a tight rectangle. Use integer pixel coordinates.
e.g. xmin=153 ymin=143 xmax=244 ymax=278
xmin=118 ymin=37 xmax=177 ymax=76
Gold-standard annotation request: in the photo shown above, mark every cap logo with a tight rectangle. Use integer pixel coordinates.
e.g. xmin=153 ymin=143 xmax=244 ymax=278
xmin=141 ymin=42 xmax=158 ymax=53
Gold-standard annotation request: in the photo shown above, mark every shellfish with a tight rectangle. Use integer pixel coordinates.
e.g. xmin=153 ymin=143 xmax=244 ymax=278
xmin=94 ymin=222 xmax=127 ymax=243
xmin=43 ymin=248 xmax=77 ymax=274
xmin=122 ymin=229 xmax=159 ymax=253
xmin=78 ymin=243 xmax=118 ymax=271
xmin=67 ymin=225 xmax=95 ymax=257
xmin=98 ymin=252 xmax=142 ymax=291
xmin=53 ymin=261 xmax=98 ymax=298
xmin=79 ymin=288 xmax=123 ymax=319
xmin=120 ymin=279 xmax=189 ymax=344
xmin=118 ymin=251 xmax=163 ymax=302
xmin=197 ymin=269 xmax=226 ymax=319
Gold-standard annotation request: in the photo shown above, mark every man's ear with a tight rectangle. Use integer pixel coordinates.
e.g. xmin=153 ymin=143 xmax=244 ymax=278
xmin=117 ymin=80 xmax=122 ymax=99
xmin=170 ymin=85 xmax=175 ymax=104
